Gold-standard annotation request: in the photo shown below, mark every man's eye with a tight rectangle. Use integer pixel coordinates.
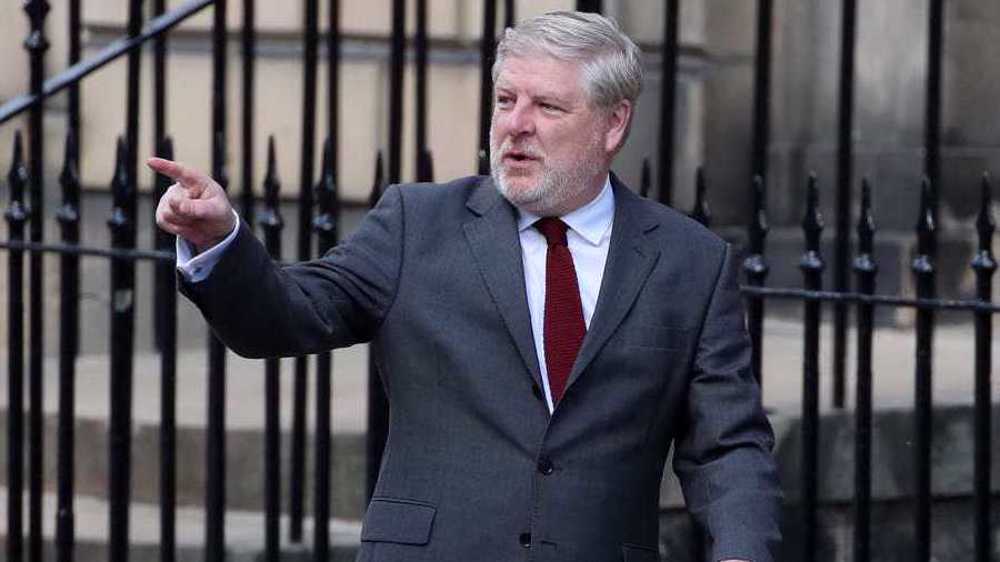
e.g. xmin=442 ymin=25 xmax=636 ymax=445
xmin=496 ymin=96 xmax=514 ymax=107
xmin=540 ymin=103 xmax=562 ymax=112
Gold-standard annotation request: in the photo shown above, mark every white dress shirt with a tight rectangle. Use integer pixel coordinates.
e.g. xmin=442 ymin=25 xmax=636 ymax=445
xmin=175 ymin=209 xmax=241 ymax=283
xmin=176 ymin=179 xmax=616 ymax=414
xmin=517 ymin=177 xmax=614 ymax=413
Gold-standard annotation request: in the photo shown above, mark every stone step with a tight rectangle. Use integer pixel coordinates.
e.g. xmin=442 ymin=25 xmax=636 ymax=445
xmin=0 ymin=347 xmax=370 ymax=432
xmin=0 ymin=487 xmax=361 ymax=562
xmin=0 ymin=348 xmax=371 ymax=518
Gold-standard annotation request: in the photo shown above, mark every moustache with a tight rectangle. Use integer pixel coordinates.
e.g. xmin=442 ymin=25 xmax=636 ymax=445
xmin=497 ymin=143 xmax=543 ymax=161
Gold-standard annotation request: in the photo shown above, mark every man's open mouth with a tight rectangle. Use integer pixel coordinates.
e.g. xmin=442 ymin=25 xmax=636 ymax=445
xmin=504 ymin=151 xmax=539 ymax=163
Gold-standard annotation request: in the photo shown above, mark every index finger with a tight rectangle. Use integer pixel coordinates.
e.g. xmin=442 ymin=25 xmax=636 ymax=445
xmin=147 ymin=157 xmax=207 ymax=188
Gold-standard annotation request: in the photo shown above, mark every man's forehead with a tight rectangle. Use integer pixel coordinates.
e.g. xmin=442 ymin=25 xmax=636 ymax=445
xmin=494 ymin=55 xmax=586 ymax=96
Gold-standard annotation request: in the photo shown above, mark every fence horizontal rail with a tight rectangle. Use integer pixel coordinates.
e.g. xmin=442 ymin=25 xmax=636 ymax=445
xmin=0 ymin=0 xmax=213 ymax=126
xmin=0 ymin=240 xmax=175 ymax=262
xmin=743 ymin=285 xmax=1000 ymax=313
xmin=5 ymin=240 xmax=999 ymax=316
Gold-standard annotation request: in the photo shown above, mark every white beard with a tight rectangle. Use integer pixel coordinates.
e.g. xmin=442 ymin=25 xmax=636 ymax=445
xmin=490 ymin=132 xmax=605 ymax=216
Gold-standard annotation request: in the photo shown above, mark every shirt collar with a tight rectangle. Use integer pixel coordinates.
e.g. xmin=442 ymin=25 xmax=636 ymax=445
xmin=516 ymin=176 xmax=614 ymax=246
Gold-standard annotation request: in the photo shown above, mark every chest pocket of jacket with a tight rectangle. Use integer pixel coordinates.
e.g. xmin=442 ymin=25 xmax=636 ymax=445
xmin=361 ymin=497 xmax=437 ymax=545
xmin=621 ymin=322 xmax=691 ymax=351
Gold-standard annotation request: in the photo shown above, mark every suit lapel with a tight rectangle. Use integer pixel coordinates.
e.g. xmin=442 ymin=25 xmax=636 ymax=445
xmin=462 ymin=179 xmax=544 ymax=390
xmin=564 ymin=177 xmax=661 ymax=395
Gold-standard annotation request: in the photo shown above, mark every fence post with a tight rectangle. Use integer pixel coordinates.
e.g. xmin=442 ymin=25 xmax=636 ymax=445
xmin=504 ymin=0 xmax=515 ymax=29
xmin=327 ymin=0 xmax=340 ymax=181
xmin=658 ymin=0 xmax=679 ymax=206
xmin=689 ymin=167 xmax=710 ymax=227
xmin=259 ymin=137 xmax=283 ymax=562
xmin=751 ymin=0 xmax=772 ymax=182
xmin=313 ymin=137 xmax=340 ymax=561
xmin=925 ymin=0 xmax=944 ymax=202
xmin=911 ymin=178 xmax=937 ymax=562
xmin=206 ymin=0 xmax=230 ymax=557
xmin=68 ymin=0 xmax=81 ymax=151
xmin=744 ymin=175 xmax=769 ymax=387
xmin=832 ymin=0 xmax=858 ymax=410
xmin=23 ymin=3 xmax=51 ymax=558
xmin=108 ymin=137 xmax=136 ymax=562
xmin=799 ymin=173 xmax=824 ymax=562
xmin=971 ymin=173 xmax=995 ymax=562
xmin=366 ymin=151 xmax=388 ymax=504
xmin=478 ymin=0 xmax=496 ymax=170
xmin=852 ymin=178 xmax=877 ymax=562
xmin=55 ymin=131 xmax=81 ymax=562
xmin=415 ymin=0 xmax=429 ymax=181
xmin=241 ymin=0 xmax=256 ymax=226
xmin=153 ymin=137 xmax=178 ymax=562
xmin=290 ymin=0 xmax=320 ymax=543
xmin=640 ymin=158 xmax=651 ymax=199
xmin=5 ymin=132 xmax=28 ymax=562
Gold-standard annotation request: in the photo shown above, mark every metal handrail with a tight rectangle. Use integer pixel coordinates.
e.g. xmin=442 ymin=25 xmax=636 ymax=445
xmin=0 ymin=0 xmax=213 ymax=127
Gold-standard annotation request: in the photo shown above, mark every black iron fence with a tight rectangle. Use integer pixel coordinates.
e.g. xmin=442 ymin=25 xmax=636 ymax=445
xmin=0 ymin=1 xmax=994 ymax=562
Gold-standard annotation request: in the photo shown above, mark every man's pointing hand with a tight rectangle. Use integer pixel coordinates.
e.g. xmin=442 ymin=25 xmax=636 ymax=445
xmin=148 ymin=157 xmax=236 ymax=253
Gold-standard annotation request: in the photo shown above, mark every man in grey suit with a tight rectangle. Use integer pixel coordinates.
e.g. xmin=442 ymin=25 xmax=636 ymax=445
xmin=150 ymin=10 xmax=781 ymax=562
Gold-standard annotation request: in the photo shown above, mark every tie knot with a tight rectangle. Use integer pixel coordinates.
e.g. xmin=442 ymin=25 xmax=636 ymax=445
xmin=535 ymin=217 xmax=569 ymax=247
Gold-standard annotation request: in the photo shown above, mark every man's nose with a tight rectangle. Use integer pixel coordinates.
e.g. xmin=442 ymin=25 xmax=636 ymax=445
xmin=506 ymin=102 xmax=536 ymax=136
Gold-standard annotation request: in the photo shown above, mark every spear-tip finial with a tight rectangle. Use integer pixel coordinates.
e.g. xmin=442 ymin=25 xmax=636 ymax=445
xmin=263 ymin=135 xmax=281 ymax=204
xmin=316 ymin=136 xmax=338 ymax=211
xmin=916 ymin=176 xmax=935 ymax=236
xmin=60 ymin=129 xmax=79 ymax=191
xmin=8 ymin=131 xmax=27 ymax=194
xmin=691 ymin=166 xmax=711 ymax=228
xmin=976 ymin=172 xmax=995 ymax=252
xmin=370 ymin=150 xmax=385 ymax=208
xmin=638 ymin=158 xmax=651 ymax=198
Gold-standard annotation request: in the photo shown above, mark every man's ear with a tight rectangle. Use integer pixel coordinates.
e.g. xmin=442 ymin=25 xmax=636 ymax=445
xmin=603 ymin=100 xmax=633 ymax=154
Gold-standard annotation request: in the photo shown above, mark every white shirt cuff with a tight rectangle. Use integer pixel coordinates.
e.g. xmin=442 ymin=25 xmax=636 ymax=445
xmin=175 ymin=209 xmax=241 ymax=283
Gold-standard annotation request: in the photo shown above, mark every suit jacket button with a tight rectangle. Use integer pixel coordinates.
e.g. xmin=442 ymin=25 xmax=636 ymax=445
xmin=519 ymin=532 xmax=532 ymax=548
xmin=537 ymin=457 xmax=554 ymax=475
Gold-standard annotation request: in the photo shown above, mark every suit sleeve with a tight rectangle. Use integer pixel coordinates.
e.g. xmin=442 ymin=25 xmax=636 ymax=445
xmin=179 ymin=185 xmax=405 ymax=358
xmin=671 ymin=243 xmax=782 ymax=562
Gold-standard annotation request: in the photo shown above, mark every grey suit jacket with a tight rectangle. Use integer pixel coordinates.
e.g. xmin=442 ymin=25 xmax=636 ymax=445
xmin=183 ymin=175 xmax=781 ymax=562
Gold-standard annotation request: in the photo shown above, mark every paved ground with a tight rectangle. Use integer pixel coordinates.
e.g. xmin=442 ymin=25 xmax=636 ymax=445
xmin=0 ymin=487 xmax=362 ymax=548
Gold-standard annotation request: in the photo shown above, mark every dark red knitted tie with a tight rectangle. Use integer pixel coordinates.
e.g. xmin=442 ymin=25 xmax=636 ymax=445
xmin=535 ymin=217 xmax=586 ymax=404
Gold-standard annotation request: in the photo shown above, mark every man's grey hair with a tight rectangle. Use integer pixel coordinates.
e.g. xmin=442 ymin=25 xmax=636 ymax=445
xmin=492 ymin=10 xmax=644 ymax=110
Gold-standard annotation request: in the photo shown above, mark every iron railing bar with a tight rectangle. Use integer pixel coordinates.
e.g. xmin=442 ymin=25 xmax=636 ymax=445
xmin=832 ymin=0 xmax=858 ymax=410
xmin=852 ymin=178 xmax=876 ymax=562
xmin=6 ymin=131 xmax=28 ymax=562
xmin=289 ymin=0 xmax=320 ymax=543
xmin=751 ymin=0 xmax=773 ymax=182
xmin=0 ymin=0 xmax=214 ymax=127
xmin=6 ymin=239 xmax=1000 ymax=313
xmin=971 ymin=174 xmax=995 ymax=562
xmin=799 ymin=174 xmax=824 ymax=562
xmin=107 ymin=134 xmax=137 ymax=562
xmin=0 ymin=240 xmax=174 ymax=261
xmin=313 ymin=137 xmax=339 ymax=562
xmin=205 ymin=0 xmax=229 ymax=558
xmin=740 ymin=286 xmax=1000 ymax=313
xmin=55 ymin=130 xmax=81 ymax=562
xmin=414 ymin=0 xmax=428 ymax=180
xmin=154 ymin=137 xmax=177 ymax=562
xmin=657 ymin=0 xmax=679 ymax=206
xmin=24 ymin=3 xmax=51 ymax=559
xmin=477 ymin=0 xmax=496 ymax=171
xmin=259 ymin=136 xmax=282 ymax=562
